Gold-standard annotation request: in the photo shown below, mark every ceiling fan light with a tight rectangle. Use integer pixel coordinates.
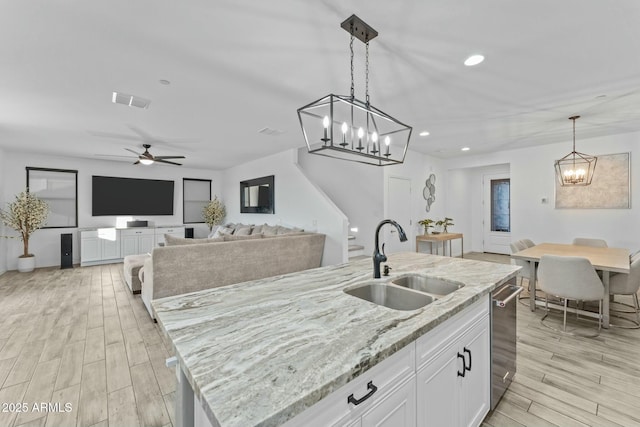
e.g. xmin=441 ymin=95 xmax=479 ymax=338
xmin=140 ymin=158 xmax=154 ymax=165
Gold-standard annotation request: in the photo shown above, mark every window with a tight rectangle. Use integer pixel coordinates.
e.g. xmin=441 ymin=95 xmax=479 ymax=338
xmin=26 ymin=167 xmax=78 ymax=228
xmin=490 ymin=179 xmax=510 ymax=232
xmin=183 ymin=178 xmax=211 ymax=223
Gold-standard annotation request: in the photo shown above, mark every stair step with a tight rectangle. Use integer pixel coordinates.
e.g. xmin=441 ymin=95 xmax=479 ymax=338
xmin=348 ymin=244 xmax=365 ymax=252
xmin=349 ymin=255 xmax=369 ymax=261
xmin=348 ymin=235 xmax=356 ymax=241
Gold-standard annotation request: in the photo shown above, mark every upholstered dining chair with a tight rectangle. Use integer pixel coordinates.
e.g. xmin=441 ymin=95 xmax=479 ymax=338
xmin=609 ymin=253 xmax=640 ymax=328
xmin=537 ymin=254 xmax=605 ymax=334
xmin=572 ymin=237 xmax=608 ymax=248
xmin=521 ymin=239 xmax=535 ymax=248
xmin=510 ymin=240 xmax=530 ymax=287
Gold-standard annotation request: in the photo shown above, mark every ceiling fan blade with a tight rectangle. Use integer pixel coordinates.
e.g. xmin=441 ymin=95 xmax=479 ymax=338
xmin=125 ymin=148 xmax=141 ymax=156
xmin=95 ymin=154 xmax=136 ymax=159
xmin=133 ymin=160 xmax=141 ymax=165
xmin=127 ymin=124 xmax=157 ymax=141
xmin=155 ymin=159 xmax=182 ymax=166
xmin=154 ymin=155 xmax=186 ymax=160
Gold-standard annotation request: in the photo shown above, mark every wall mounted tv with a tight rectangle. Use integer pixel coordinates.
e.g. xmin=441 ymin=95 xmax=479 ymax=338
xmin=92 ymin=175 xmax=175 ymax=216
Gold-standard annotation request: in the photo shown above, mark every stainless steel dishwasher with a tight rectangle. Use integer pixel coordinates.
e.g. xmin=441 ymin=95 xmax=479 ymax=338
xmin=490 ymin=279 xmax=523 ymax=410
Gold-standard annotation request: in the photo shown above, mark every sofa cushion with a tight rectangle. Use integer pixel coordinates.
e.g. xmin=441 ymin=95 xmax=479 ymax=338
xmin=212 ymin=226 xmax=235 ymax=238
xmin=165 ymin=234 xmax=224 ymax=246
xmin=261 ymin=224 xmax=278 ymax=236
xmin=234 ymin=225 xmax=253 ymax=236
xmin=223 ymin=234 xmax=263 ymax=242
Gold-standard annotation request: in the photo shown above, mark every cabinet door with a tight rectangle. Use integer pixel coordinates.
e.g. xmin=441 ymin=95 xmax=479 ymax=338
xmin=139 ymin=234 xmax=155 ymax=254
xmin=361 ymin=376 xmax=416 ymax=427
xmin=121 ymin=235 xmax=139 ymax=257
xmin=460 ymin=316 xmax=490 ymax=427
xmin=416 ymin=345 xmax=460 ymax=427
xmin=80 ymin=237 xmax=101 ymax=262
xmin=102 ymin=238 xmax=121 ymax=260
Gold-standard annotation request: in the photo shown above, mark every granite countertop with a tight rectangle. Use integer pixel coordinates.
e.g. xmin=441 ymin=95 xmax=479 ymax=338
xmin=152 ymin=252 xmax=520 ymax=427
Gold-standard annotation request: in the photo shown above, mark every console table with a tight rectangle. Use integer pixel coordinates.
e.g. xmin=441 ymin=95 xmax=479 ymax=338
xmin=416 ymin=233 xmax=464 ymax=258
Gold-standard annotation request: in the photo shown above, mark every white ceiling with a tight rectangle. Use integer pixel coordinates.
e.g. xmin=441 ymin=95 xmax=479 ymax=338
xmin=2 ymin=0 xmax=640 ymax=170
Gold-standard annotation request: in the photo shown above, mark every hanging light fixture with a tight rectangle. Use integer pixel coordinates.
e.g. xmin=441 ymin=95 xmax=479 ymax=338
xmin=554 ymin=115 xmax=597 ymax=186
xmin=297 ymin=15 xmax=412 ymax=166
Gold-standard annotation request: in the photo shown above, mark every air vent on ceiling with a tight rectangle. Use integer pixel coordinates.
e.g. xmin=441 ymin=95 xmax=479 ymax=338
xmin=258 ymin=127 xmax=284 ymax=136
xmin=112 ymin=91 xmax=151 ymax=109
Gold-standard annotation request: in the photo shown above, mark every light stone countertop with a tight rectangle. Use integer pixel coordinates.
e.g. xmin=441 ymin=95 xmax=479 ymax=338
xmin=152 ymin=252 xmax=520 ymax=427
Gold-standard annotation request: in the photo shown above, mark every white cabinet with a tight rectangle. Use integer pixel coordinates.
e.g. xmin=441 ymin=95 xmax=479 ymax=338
xmin=416 ymin=298 xmax=490 ymax=427
xmin=80 ymin=228 xmax=121 ymax=266
xmin=155 ymin=226 xmax=186 ymax=246
xmin=121 ymin=228 xmax=155 ymax=257
xmin=283 ymin=344 xmax=416 ymax=427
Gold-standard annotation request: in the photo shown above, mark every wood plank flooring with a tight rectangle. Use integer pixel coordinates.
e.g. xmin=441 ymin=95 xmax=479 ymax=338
xmin=0 ymin=255 xmax=639 ymax=426
xmin=0 ymin=264 xmax=175 ymax=427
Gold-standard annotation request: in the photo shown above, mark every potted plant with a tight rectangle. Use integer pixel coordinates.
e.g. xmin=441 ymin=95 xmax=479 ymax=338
xmin=0 ymin=190 xmax=48 ymax=272
xmin=202 ymin=196 xmax=226 ymax=232
xmin=418 ymin=218 xmax=435 ymax=235
xmin=436 ymin=217 xmax=454 ymax=233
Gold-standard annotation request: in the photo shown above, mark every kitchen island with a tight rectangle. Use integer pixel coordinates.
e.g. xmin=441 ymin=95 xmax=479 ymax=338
xmin=153 ymin=252 xmax=519 ymax=427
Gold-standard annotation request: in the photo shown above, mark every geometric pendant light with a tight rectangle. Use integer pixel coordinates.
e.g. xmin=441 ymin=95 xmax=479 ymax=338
xmin=554 ymin=115 xmax=597 ymax=186
xmin=297 ymin=15 xmax=412 ymax=166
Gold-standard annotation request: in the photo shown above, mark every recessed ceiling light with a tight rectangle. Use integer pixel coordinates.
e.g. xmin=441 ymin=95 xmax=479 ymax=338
xmin=461 ymin=147 xmax=470 ymax=151
xmin=159 ymin=79 xmax=171 ymax=85
xmin=464 ymin=54 xmax=485 ymax=66
xmin=419 ymin=131 xmax=430 ymax=137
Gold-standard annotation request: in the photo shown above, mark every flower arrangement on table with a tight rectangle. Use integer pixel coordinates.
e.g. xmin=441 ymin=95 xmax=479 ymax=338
xmin=436 ymin=217 xmax=454 ymax=233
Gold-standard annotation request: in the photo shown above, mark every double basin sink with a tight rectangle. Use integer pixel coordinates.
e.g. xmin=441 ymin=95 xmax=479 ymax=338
xmin=344 ymin=274 xmax=464 ymax=311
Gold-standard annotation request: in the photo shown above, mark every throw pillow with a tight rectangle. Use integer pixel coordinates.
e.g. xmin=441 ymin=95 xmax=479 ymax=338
xmin=262 ymin=224 xmax=278 ymax=236
xmin=212 ymin=226 xmax=234 ymax=238
xmin=234 ymin=226 xmax=252 ymax=236
xmin=250 ymin=224 xmax=264 ymax=235
xmin=223 ymin=234 xmax=263 ymax=241
xmin=207 ymin=225 xmax=221 ymax=238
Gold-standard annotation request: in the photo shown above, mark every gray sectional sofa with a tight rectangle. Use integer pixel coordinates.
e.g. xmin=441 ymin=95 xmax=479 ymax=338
xmin=141 ymin=232 xmax=326 ymax=319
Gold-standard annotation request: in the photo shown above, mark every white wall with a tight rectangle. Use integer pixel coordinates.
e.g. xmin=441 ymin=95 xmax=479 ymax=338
xmin=443 ymin=131 xmax=640 ymax=252
xmin=222 ymin=149 xmax=348 ymax=267
xmin=2 ymin=150 xmax=221 ymax=270
xmin=445 ymin=164 xmax=510 ymax=253
xmin=383 ymin=150 xmax=448 ymax=252
xmin=0 ymin=147 xmax=6 ymax=275
xmin=298 ymin=148 xmax=383 ymax=254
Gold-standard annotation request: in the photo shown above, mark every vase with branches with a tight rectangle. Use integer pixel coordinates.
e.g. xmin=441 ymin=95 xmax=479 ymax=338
xmin=0 ymin=190 xmax=49 ymax=259
xmin=202 ymin=196 xmax=226 ymax=231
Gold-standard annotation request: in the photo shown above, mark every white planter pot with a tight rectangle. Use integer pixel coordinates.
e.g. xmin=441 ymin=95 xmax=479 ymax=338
xmin=17 ymin=256 xmax=35 ymax=273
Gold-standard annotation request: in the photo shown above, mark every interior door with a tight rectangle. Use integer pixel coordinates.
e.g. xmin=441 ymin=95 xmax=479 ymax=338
xmin=483 ymin=173 xmax=511 ymax=254
xmin=385 ymin=177 xmax=412 ymax=254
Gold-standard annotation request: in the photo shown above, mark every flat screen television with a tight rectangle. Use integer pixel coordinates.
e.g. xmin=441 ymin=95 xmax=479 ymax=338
xmin=92 ymin=175 xmax=175 ymax=216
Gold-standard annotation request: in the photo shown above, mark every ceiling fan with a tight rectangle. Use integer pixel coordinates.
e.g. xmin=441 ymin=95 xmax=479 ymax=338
xmin=126 ymin=144 xmax=185 ymax=166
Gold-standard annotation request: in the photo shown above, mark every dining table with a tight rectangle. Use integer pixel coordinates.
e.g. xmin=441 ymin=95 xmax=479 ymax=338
xmin=511 ymin=243 xmax=630 ymax=328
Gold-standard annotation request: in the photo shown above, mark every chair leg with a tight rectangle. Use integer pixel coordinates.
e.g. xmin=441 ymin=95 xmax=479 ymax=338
xmin=599 ymin=300 xmax=602 ymax=331
xmin=634 ymin=293 xmax=640 ymax=325
xmin=563 ymin=298 xmax=568 ymax=332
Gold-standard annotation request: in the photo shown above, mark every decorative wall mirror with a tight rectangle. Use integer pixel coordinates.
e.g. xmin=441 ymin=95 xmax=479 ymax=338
xmin=26 ymin=167 xmax=78 ymax=228
xmin=240 ymin=175 xmax=274 ymax=214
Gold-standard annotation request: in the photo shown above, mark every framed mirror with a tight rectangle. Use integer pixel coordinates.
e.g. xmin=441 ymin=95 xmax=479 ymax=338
xmin=240 ymin=175 xmax=274 ymax=214
xmin=26 ymin=167 xmax=78 ymax=228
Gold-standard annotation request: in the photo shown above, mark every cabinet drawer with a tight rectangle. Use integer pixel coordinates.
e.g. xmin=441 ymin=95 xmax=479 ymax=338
xmin=416 ymin=295 xmax=489 ymax=370
xmin=81 ymin=230 xmax=99 ymax=239
xmin=155 ymin=226 xmax=184 ymax=235
xmin=120 ymin=228 xmax=154 ymax=237
xmin=284 ymin=343 xmax=415 ymax=427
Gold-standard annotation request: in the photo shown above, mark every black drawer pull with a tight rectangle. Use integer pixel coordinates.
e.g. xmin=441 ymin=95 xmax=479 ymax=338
xmin=347 ymin=381 xmax=378 ymax=406
xmin=457 ymin=352 xmax=466 ymax=377
xmin=464 ymin=347 xmax=472 ymax=372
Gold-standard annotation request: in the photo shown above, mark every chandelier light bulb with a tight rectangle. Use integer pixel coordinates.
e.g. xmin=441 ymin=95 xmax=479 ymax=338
xmin=357 ymin=127 xmax=364 ymax=138
xmin=323 ymin=116 xmax=330 ymax=128
xmin=341 ymin=122 xmax=348 ymax=134
xmin=372 ymin=132 xmax=378 ymax=143
xmin=341 ymin=122 xmax=348 ymax=146
xmin=384 ymin=136 xmax=391 ymax=146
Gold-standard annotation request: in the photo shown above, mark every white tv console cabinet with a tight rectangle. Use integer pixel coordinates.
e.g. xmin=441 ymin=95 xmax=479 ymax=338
xmin=80 ymin=226 xmax=185 ymax=267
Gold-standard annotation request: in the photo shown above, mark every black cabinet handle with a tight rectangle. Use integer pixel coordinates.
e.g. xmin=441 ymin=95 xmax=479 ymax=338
xmin=347 ymin=381 xmax=378 ymax=406
xmin=457 ymin=352 xmax=466 ymax=377
xmin=464 ymin=347 xmax=472 ymax=372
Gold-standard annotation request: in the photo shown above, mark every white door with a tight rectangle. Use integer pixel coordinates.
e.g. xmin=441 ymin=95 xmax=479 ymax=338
xmin=385 ymin=177 xmax=412 ymax=254
xmin=483 ymin=173 xmax=511 ymax=254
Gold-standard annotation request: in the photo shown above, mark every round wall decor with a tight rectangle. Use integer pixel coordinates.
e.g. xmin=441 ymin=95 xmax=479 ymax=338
xmin=423 ymin=174 xmax=436 ymax=212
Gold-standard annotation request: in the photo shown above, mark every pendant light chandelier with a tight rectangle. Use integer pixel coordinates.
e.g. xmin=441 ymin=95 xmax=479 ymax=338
xmin=297 ymin=15 xmax=412 ymax=166
xmin=554 ymin=115 xmax=597 ymax=186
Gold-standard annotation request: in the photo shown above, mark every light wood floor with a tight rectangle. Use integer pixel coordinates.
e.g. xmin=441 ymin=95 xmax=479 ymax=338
xmin=0 ymin=264 xmax=176 ymax=427
xmin=1 ymin=256 xmax=639 ymax=426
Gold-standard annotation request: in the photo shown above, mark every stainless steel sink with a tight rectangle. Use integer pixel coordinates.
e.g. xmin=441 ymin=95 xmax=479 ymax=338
xmin=344 ymin=282 xmax=435 ymax=311
xmin=391 ymin=275 xmax=464 ymax=297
